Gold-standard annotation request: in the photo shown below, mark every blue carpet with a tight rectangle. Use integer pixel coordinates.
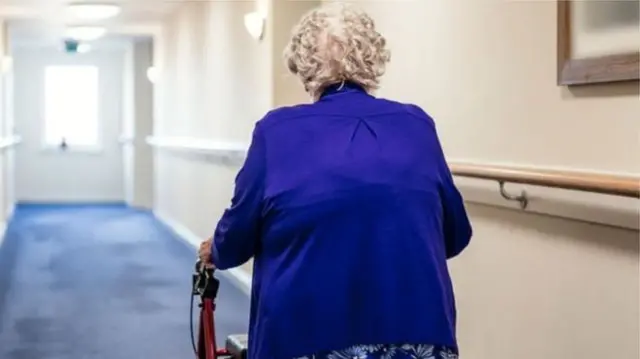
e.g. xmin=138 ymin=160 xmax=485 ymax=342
xmin=0 ymin=204 xmax=250 ymax=358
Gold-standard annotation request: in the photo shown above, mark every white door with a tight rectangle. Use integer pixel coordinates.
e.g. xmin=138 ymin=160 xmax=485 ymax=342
xmin=14 ymin=48 xmax=125 ymax=203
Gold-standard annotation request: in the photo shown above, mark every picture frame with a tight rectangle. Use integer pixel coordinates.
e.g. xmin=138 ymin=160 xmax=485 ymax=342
xmin=557 ymin=0 xmax=640 ymax=86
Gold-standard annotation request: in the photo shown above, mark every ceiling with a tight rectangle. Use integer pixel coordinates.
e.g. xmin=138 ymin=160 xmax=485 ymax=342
xmin=1 ymin=0 xmax=183 ymax=48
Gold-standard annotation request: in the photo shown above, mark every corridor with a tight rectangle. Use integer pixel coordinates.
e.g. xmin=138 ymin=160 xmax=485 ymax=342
xmin=0 ymin=0 xmax=637 ymax=358
xmin=0 ymin=204 xmax=249 ymax=358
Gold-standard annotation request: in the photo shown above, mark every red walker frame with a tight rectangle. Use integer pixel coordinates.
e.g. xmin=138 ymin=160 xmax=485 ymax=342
xmin=194 ymin=262 xmax=232 ymax=359
xmin=198 ymin=296 xmax=230 ymax=359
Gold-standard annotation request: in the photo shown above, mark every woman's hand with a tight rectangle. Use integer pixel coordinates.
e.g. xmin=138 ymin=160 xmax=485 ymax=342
xmin=198 ymin=238 xmax=215 ymax=268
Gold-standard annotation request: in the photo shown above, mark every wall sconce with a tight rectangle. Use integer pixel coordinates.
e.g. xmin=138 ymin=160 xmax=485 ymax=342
xmin=244 ymin=12 xmax=265 ymax=41
xmin=1 ymin=56 xmax=13 ymax=74
xmin=147 ymin=66 xmax=158 ymax=84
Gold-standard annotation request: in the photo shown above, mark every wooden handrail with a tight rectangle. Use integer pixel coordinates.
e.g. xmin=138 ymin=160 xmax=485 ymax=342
xmin=143 ymin=135 xmax=639 ymax=200
xmin=449 ymin=163 xmax=640 ymax=199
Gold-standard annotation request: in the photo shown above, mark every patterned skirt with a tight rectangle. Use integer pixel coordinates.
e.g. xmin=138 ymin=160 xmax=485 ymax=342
xmin=295 ymin=344 xmax=459 ymax=359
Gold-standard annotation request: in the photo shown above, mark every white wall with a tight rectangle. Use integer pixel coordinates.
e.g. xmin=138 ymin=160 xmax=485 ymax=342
xmin=123 ymin=38 xmax=154 ymax=209
xmin=123 ymin=40 xmax=135 ymax=204
xmin=2 ymin=68 xmax=16 ymax=218
xmin=13 ymin=47 xmax=126 ymax=203
xmin=153 ymin=1 xmax=639 ymax=358
xmin=0 ymin=19 xmax=17 ymax=227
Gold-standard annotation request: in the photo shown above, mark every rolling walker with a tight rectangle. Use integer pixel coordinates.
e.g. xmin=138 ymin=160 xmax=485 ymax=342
xmin=192 ymin=261 xmax=248 ymax=359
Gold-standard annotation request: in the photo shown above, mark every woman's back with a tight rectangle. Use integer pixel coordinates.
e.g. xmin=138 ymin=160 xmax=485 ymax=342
xmin=204 ymin=4 xmax=472 ymax=358
xmin=243 ymin=83 xmax=472 ymax=358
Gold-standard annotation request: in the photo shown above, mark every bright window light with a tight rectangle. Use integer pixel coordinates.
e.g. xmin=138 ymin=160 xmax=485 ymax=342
xmin=44 ymin=65 xmax=100 ymax=147
xmin=67 ymin=4 xmax=121 ymax=20
xmin=77 ymin=43 xmax=92 ymax=53
xmin=65 ymin=26 xmax=107 ymax=41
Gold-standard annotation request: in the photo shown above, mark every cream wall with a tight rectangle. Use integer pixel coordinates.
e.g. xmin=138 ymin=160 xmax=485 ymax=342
xmin=154 ymin=1 xmax=639 ymax=358
xmin=347 ymin=2 xmax=639 ymax=358
xmin=153 ymin=2 xmax=240 ymax=251
xmin=154 ymin=0 xmax=270 ymax=279
xmin=153 ymin=0 xmax=317 ymax=274
xmin=271 ymin=0 xmax=319 ymax=107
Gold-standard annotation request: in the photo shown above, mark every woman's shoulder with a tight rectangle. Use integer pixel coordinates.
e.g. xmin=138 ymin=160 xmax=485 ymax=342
xmin=372 ymin=97 xmax=435 ymax=123
xmin=256 ymin=98 xmax=436 ymax=134
xmin=258 ymin=103 xmax=317 ymax=127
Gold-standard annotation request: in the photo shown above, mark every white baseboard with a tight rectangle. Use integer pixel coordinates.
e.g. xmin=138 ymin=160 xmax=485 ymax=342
xmin=153 ymin=210 xmax=252 ymax=296
xmin=6 ymin=204 xmax=14 ymax=221
xmin=0 ymin=204 xmax=15 ymax=248
xmin=0 ymin=221 xmax=6 ymax=249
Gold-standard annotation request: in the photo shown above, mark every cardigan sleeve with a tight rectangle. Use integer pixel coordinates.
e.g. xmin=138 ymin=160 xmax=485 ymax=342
xmin=431 ymin=128 xmax=472 ymax=259
xmin=210 ymin=123 xmax=266 ymax=270
xmin=438 ymin=162 xmax=472 ymax=259
xmin=409 ymin=104 xmax=472 ymax=259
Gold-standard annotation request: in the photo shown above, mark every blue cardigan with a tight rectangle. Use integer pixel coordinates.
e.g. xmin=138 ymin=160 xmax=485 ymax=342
xmin=211 ymin=82 xmax=472 ymax=359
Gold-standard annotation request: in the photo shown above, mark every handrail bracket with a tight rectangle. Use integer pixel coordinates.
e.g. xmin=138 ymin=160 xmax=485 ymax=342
xmin=498 ymin=181 xmax=529 ymax=210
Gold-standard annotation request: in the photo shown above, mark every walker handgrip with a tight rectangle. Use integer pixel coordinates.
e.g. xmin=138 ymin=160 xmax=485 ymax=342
xmin=195 ymin=260 xmax=216 ymax=274
xmin=193 ymin=261 xmax=220 ymax=300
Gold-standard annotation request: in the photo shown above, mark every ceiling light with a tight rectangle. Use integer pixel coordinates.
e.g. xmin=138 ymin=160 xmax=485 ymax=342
xmin=67 ymin=4 xmax=122 ymax=20
xmin=65 ymin=26 xmax=107 ymax=41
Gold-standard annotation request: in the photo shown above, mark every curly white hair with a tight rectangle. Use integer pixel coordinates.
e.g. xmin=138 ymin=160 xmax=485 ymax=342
xmin=283 ymin=3 xmax=391 ymax=100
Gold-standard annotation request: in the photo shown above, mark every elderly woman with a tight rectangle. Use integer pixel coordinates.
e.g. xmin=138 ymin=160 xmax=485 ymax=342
xmin=199 ymin=3 xmax=472 ymax=359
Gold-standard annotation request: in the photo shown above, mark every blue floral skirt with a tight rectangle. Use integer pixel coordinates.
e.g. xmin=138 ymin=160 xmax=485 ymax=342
xmin=295 ymin=344 xmax=458 ymax=359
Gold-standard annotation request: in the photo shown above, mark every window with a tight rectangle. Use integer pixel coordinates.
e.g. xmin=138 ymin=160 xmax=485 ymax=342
xmin=44 ymin=65 xmax=100 ymax=148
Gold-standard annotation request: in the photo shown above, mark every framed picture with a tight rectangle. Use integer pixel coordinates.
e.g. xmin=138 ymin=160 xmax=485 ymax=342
xmin=557 ymin=0 xmax=640 ymax=85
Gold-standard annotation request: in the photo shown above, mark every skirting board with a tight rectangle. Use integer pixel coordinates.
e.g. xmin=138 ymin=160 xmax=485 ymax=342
xmin=0 ymin=204 xmax=15 ymax=249
xmin=6 ymin=204 xmax=14 ymax=221
xmin=153 ymin=211 xmax=253 ymax=297
xmin=0 ymin=221 xmax=6 ymax=249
